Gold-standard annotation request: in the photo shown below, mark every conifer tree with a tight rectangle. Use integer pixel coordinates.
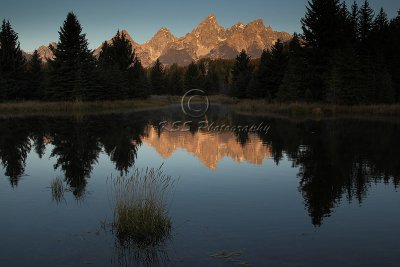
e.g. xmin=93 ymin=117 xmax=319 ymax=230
xmin=301 ymin=0 xmax=343 ymax=100
xmin=47 ymin=12 xmax=96 ymax=101
xmin=278 ymin=34 xmax=306 ymax=102
xmin=353 ymin=1 xmax=376 ymax=103
xmin=128 ymin=56 xmax=148 ymax=98
xmin=0 ymin=20 xmax=26 ymax=100
xmin=0 ymin=70 xmax=4 ymax=97
xmin=97 ymin=42 xmax=121 ymax=100
xmin=358 ymin=0 xmax=374 ymax=45
xmin=231 ymin=50 xmax=253 ymax=98
xmin=248 ymin=50 xmax=271 ymax=98
xmin=197 ymin=59 xmax=209 ymax=90
xmin=167 ymin=63 xmax=184 ymax=95
xmin=27 ymin=50 xmax=43 ymax=99
xmin=98 ymin=42 xmax=113 ymax=67
xmin=109 ymin=30 xmax=134 ymax=71
xmin=339 ymin=1 xmax=360 ymax=43
xmin=373 ymin=8 xmax=389 ymax=33
xmin=371 ymin=8 xmax=390 ymax=52
xmin=97 ymin=30 xmax=135 ymax=99
xmin=327 ymin=45 xmax=364 ymax=105
xmin=184 ymin=61 xmax=201 ymax=90
xmin=373 ymin=53 xmax=395 ymax=103
xmin=389 ymin=10 xmax=400 ymax=101
xmin=349 ymin=2 xmax=360 ymax=42
xmin=339 ymin=1 xmax=352 ymax=40
xmin=150 ymin=59 xmax=165 ymax=95
xmin=204 ymin=67 xmax=219 ymax=95
xmin=376 ymin=69 xmax=395 ymax=104
xmin=264 ymin=39 xmax=288 ymax=99
xmin=301 ymin=0 xmax=343 ymax=49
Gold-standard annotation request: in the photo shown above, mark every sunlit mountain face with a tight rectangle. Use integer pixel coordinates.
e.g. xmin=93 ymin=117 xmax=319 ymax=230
xmin=28 ymin=14 xmax=292 ymax=67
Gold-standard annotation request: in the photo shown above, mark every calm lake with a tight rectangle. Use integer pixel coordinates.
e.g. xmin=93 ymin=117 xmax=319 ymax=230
xmin=1 ymin=106 xmax=400 ymax=266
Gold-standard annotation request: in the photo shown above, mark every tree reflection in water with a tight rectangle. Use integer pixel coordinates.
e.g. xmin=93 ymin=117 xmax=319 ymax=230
xmin=0 ymin=107 xmax=399 ymax=226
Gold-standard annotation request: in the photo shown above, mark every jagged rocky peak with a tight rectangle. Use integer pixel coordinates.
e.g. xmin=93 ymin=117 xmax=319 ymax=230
xmin=247 ymin=18 xmax=265 ymax=27
xmin=35 ymin=42 xmax=56 ymax=61
xmin=233 ymin=22 xmax=245 ymax=29
xmin=192 ymin=14 xmax=226 ymax=39
xmin=194 ymin=13 xmax=225 ymax=35
xmin=118 ymin=29 xmax=138 ymax=45
xmin=227 ymin=22 xmax=245 ymax=34
xmin=152 ymin=27 xmax=176 ymax=40
xmin=201 ymin=13 xmax=218 ymax=24
xmin=158 ymin=27 xmax=170 ymax=33
xmin=246 ymin=19 xmax=269 ymax=33
xmin=136 ymin=27 xmax=178 ymax=67
xmin=32 ymin=15 xmax=292 ymax=66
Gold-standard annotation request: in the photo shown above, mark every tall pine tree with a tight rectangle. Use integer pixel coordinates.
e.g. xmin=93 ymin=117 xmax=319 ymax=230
xmin=264 ymin=39 xmax=288 ymax=100
xmin=167 ymin=63 xmax=184 ymax=95
xmin=0 ymin=20 xmax=26 ymax=100
xmin=278 ymin=34 xmax=306 ymax=102
xmin=358 ymin=0 xmax=374 ymax=45
xmin=231 ymin=50 xmax=253 ymax=98
xmin=26 ymin=50 xmax=43 ymax=100
xmin=98 ymin=30 xmax=135 ymax=99
xmin=248 ymin=50 xmax=271 ymax=98
xmin=150 ymin=59 xmax=165 ymax=95
xmin=327 ymin=45 xmax=364 ymax=105
xmin=301 ymin=0 xmax=344 ymax=101
xmin=388 ymin=10 xmax=400 ymax=101
xmin=47 ymin=12 xmax=96 ymax=101
xmin=184 ymin=62 xmax=201 ymax=90
xmin=128 ymin=56 xmax=149 ymax=98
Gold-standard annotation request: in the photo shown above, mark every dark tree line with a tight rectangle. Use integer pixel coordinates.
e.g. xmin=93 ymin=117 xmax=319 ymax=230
xmin=0 ymin=12 xmax=233 ymax=101
xmin=1 ymin=2 xmax=399 ymax=104
xmin=0 ymin=13 xmax=150 ymax=101
xmin=230 ymin=0 xmax=400 ymax=104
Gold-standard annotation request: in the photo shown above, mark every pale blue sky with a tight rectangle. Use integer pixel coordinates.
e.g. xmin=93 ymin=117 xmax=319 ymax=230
xmin=1 ymin=0 xmax=398 ymax=51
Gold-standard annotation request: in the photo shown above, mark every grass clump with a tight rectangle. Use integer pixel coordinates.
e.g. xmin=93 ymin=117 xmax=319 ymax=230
xmin=50 ymin=177 xmax=64 ymax=203
xmin=112 ymin=165 xmax=174 ymax=247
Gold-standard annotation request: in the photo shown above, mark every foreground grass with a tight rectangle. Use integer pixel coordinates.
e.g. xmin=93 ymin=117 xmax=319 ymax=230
xmin=111 ymin=166 xmax=174 ymax=248
xmin=1 ymin=96 xmax=400 ymax=117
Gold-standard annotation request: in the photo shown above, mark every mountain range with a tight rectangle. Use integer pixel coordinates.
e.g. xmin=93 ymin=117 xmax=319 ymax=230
xmin=27 ymin=14 xmax=292 ymax=67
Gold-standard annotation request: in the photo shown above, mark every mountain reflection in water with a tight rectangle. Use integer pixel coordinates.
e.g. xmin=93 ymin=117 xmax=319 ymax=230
xmin=0 ymin=107 xmax=399 ymax=226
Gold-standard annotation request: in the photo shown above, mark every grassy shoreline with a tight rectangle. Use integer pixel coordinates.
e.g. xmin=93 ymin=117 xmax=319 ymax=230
xmin=232 ymin=100 xmax=400 ymax=117
xmin=0 ymin=97 xmax=180 ymax=116
xmin=1 ymin=96 xmax=400 ymax=117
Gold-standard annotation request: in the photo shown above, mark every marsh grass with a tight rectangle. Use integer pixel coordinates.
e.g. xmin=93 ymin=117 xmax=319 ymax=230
xmin=0 ymin=98 xmax=179 ymax=117
xmin=233 ymin=100 xmax=400 ymax=117
xmin=50 ymin=177 xmax=64 ymax=203
xmin=112 ymin=165 xmax=174 ymax=248
xmin=3 ymin=95 xmax=397 ymax=118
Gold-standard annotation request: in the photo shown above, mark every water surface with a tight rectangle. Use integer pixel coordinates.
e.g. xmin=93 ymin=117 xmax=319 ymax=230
xmin=1 ymin=107 xmax=400 ymax=266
